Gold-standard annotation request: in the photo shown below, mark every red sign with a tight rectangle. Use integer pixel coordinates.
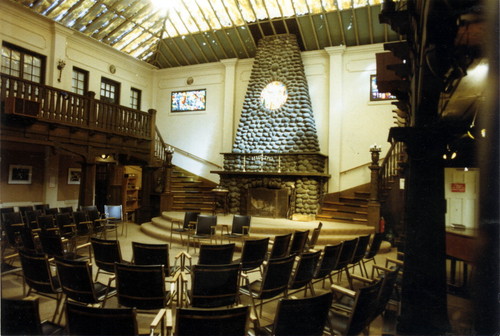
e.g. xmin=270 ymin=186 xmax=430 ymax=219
xmin=451 ymin=183 xmax=466 ymax=192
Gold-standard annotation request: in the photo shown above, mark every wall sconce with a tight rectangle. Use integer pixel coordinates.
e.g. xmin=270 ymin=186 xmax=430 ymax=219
xmin=57 ymin=59 xmax=66 ymax=82
xmin=442 ymin=145 xmax=457 ymax=160
xmin=100 ymin=154 xmax=109 ymax=159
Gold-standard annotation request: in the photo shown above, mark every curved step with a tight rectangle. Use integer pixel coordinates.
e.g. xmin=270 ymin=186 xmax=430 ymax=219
xmin=140 ymin=211 xmax=376 ymax=248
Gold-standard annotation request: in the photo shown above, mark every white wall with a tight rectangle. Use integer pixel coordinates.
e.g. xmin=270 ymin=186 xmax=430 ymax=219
xmin=2 ymin=0 xmax=397 ymax=196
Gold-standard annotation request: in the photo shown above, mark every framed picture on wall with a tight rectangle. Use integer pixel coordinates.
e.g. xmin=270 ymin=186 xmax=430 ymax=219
xmin=171 ymin=89 xmax=206 ymax=112
xmin=68 ymin=168 xmax=82 ymax=185
xmin=370 ymin=75 xmax=397 ymax=101
xmin=8 ymin=165 xmax=32 ymax=184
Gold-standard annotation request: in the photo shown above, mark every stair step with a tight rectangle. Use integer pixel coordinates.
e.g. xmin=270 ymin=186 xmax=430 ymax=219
xmin=316 ymin=213 xmax=368 ymax=223
xmin=320 ymin=207 xmax=367 ymax=215
xmin=339 ymin=196 xmax=369 ymax=205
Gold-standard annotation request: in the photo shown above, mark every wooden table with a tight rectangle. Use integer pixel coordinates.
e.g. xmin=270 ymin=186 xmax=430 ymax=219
xmin=445 ymin=227 xmax=477 ymax=292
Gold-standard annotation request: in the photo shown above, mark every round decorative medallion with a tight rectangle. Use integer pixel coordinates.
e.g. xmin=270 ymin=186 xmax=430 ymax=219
xmin=109 ymin=65 xmax=116 ymax=74
xmin=260 ymin=81 xmax=288 ymax=110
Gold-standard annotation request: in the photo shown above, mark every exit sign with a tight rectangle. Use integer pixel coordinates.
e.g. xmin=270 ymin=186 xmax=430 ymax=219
xmin=451 ymin=183 xmax=466 ymax=192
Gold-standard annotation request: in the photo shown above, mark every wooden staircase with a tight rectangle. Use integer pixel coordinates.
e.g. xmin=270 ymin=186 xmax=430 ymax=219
xmin=316 ymin=191 xmax=370 ymax=224
xmin=170 ymin=166 xmax=217 ymax=212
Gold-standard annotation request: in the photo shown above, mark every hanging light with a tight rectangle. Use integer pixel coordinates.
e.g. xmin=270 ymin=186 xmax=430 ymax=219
xmin=443 ymin=145 xmax=457 ymax=160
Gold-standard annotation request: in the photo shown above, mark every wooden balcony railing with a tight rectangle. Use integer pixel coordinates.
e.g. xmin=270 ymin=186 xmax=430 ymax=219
xmin=1 ymin=74 xmax=153 ymax=139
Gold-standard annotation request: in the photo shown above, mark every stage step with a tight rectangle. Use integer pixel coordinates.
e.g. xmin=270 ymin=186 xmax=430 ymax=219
xmin=140 ymin=211 xmax=375 ymax=249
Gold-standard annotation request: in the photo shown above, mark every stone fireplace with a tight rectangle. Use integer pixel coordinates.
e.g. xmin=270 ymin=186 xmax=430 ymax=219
xmin=212 ymin=34 xmax=329 ymax=218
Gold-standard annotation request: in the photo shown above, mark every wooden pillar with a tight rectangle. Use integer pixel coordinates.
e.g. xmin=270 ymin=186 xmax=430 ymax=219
xmin=136 ymin=165 xmax=155 ymax=224
xmin=396 ymin=127 xmax=450 ymax=335
xmin=367 ymin=146 xmax=382 ymax=231
xmin=160 ymin=150 xmax=174 ymax=211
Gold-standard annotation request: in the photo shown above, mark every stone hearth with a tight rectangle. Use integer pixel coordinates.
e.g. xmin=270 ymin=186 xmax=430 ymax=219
xmin=212 ymin=34 xmax=329 ymax=218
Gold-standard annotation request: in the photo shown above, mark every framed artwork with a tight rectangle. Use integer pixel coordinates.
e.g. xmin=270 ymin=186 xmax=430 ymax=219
xmin=370 ymin=75 xmax=397 ymax=101
xmin=8 ymin=165 xmax=32 ymax=184
xmin=68 ymin=168 xmax=82 ymax=185
xmin=171 ymin=89 xmax=206 ymax=112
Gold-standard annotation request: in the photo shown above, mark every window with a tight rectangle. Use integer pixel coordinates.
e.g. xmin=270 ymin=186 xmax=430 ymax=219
xmin=72 ymin=67 xmax=88 ymax=95
xmin=130 ymin=88 xmax=141 ymax=110
xmin=1 ymin=42 xmax=45 ymax=83
xmin=100 ymin=77 xmax=120 ymax=104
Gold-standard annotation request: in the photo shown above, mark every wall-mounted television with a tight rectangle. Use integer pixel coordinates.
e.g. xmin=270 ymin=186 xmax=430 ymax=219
xmin=171 ymin=89 xmax=206 ymax=112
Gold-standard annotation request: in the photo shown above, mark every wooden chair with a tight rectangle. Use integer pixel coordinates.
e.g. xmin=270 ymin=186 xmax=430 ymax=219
xmin=45 ymin=208 xmax=59 ymax=216
xmin=1 ymin=297 xmax=64 ymax=335
xmin=187 ymin=215 xmax=217 ymax=253
xmin=186 ymin=263 xmax=241 ymax=308
xmin=18 ymin=205 xmax=35 ymax=213
xmin=288 ymin=250 xmax=321 ymax=297
xmin=84 ymin=208 xmax=107 ymax=237
xmin=114 ymin=263 xmax=176 ymax=320
xmin=1 ymin=211 xmax=25 ymax=252
xmin=72 ymin=210 xmax=93 ymax=242
xmin=333 ymin=237 xmax=358 ymax=283
xmin=312 ymin=242 xmax=343 ymax=288
xmin=58 ymin=206 xmax=73 ymax=216
xmin=328 ymin=277 xmax=383 ymax=336
xmin=346 ymin=234 xmax=371 ymax=287
xmin=38 ymin=230 xmax=91 ymax=261
xmin=18 ymin=249 xmax=64 ymax=322
xmin=170 ymin=211 xmax=199 ymax=247
xmin=233 ymin=237 xmax=269 ymax=277
xmin=55 ymin=257 xmax=117 ymax=310
xmin=103 ymin=204 xmax=124 ymax=238
xmin=268 ymin=233 xmax=292 ymax=259
xmin=252 ymin=292 xmax=333 ymax=336
xmin=289 ymin=230 xmax=310 ymax=256
xmin=220 ymin=214 xmax=251 ymax=244
xmin=24 ymin=209 xmax=43 ymax=230
xmin=239 ymin=254 xmax=295 ymax=317
xmin=360 ymin=232 xmax=385 ymax=276
xmin=66 ymin=300 xmax=167 ymax=336
xmin=91 ymin=237 xmax=129 ymax=281
xmin=172 ymin=305 xmax=249 ymax=336
xmin=55 ymin=212 xmax=78 ymax=239
xmin=197 ymin=243 xmax=235 ymax=265
xmin=306 ymin=222 xmax=323 ymax=251
xmin=132 ymin=241 xmax=170 ymax=270
xmin=34 ymin=204 xmax=50 ymax=213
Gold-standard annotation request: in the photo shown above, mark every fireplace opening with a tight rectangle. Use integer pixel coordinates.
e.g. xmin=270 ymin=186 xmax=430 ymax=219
xmin=247 ymin=187 xmax=289 ymax=218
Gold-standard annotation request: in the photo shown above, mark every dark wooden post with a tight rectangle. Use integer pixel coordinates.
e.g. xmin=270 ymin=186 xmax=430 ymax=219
xmin=86 ymin=91 xmax=96 ymax=127
xmin=367 ymin=145 xmax=382 ymax=231
xmin=161 ymin=147 xmax=174 ymax=211
xmin=136 ymin=165 xmax=155 ymax=224
xmin=148 ymin=108 xmax=157 ymax=165
xmin=78 ymin=157 xmax=96 ymax=208
xmin=395 ymin=127 xmax=450 ymax=335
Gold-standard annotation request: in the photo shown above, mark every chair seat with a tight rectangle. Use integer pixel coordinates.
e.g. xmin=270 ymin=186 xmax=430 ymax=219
xmin=94 ymin=282 xmax=116 ymax=300
xmin=191 ymin=234 xmax=212 ymax=239
xmin=239 ymin=280 xmax=262 ymax=299
xmin=41 ymin=320 xmax=65 ymax=335
xmin=223 ymin=233 xmax=245 ymax=239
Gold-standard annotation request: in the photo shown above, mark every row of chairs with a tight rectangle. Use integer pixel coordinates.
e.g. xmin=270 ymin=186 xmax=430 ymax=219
xmin=3 ymin=259 xmax=399 ymax=335
xmin=1 ymin=291 xmax=337 ymax=336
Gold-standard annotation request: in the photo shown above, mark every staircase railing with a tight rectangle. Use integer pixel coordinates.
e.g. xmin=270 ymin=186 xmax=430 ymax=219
xmin=378 ymin=141 xmax=405 ymax=199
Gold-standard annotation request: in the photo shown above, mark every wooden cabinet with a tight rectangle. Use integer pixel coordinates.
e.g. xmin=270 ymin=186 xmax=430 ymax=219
xmin=123 ymin=174 xmax=140 ymax=214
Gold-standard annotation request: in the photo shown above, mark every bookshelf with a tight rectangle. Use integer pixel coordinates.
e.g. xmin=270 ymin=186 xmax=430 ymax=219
xmin=123 ymin=173 xmax=140 ymax=216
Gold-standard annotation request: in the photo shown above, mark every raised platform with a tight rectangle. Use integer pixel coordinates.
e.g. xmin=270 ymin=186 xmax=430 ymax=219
xmin=141 ymin=211 xmax=378 ymax=249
